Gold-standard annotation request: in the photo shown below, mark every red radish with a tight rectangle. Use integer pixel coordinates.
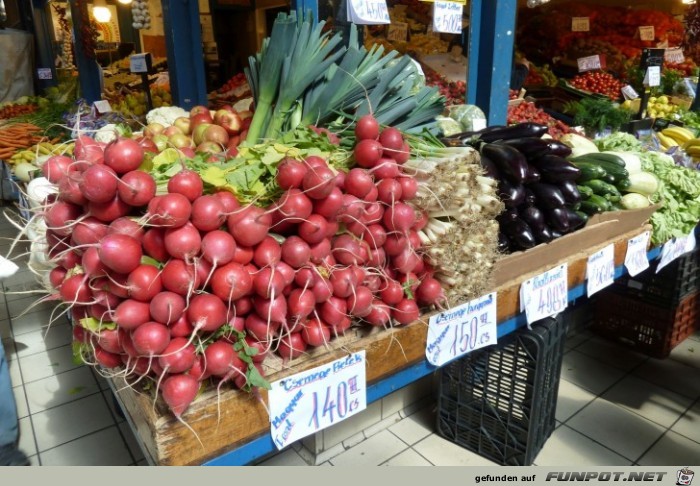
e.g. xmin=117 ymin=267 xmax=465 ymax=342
xmin=162 ymin=259 xmax=199 ymax=295
xmin=98 ymin=233 xmax=142 ymax=274
xmin=392 ymin=248 xmax=421 ymax=274
xmin=276 ymin=189 xmax=312 ymax=223
xmin=365 ymin=300 xmax=392 ymax=327
xmin=71 ymin=305 xmax=90 ymax=323
xmin=398 ymin=177 xmax=417 ymax=200
xmin=383 ymin=203 xmax=415 ymax=233
xmin=232 ymin=245 xmax=254 ymax=265
xmin=191 ymin=195 xmax=226 ymax=231
xmin=165 ymin=222 xmax=202 ymax=260
xmin=201 ymin=230 xmax=236 ymax=266
xmin=368 ymin=248 xmax=387 ymax=267
xmin=362 ymin=224 xmax=387 ymax=249
xmin=364 ymin=274 xmax=382 ymax=292
xmin=312 ymin=276 xmax=333 ymax=303
xmin=372 ymin=158 xmax=400 ymax=180
xmin=301 ymin=318 xmax=330 ymax=347
xmin=298 ymin=215 xmax=329 ymax=244
xmin=188 ymin=355 xmax=209 ymax=381
xmin=43 ymin=155 xmax=74 ymax=183
xmin=58 ymin=250 xmax=80 ymax=271
xmin=59 ymin=274 xmax=91 ymax=304
xmin=187 ymin=293 xmax=228 ymax=332
xmin=384 ymin=233 xmax=408 ymax=256
xmin=88 ymin=195 xmax=131 ymax=223
xmin=95 ymin=328 xmax=121 ymax=354
xmin=416 ymin=277 xmax=444 ymax=306
xmin=254 ymin=236 xmax=282 ymax=267
xmin=168 ymin=170 xmax=204 ymax=202
xmin=337 ymin=194 xmax=364 ymax=224
xmin=365 ymin=185 xmax=378 ymax=202
xmin=277 ymin=333 xmax=307 ymax=360
xmin=408 ymin=230 xmax=422 ymax=250
xmin=252 ymin=267 xmax=285 ymax=298
xmin=245 ymin=313 xmax=280 ymax=341
xmin=214 ymin=191 xmax=240 ymax=213
xmin=80 ymin=164 xmax=118 ymax=203
xmin=244 ymin=336 xmax=268 ymax=364
xmin=398 ymin=272 xmax=420 ymax=294
xmin=294 ymin=268 xmax=315 ymax=288
xmin=92 ymin=289 xmax=121 ymax=309
xmin=281 ymin=236 xmax=310 ymax=268
xmin=104 ymin=138 xmax=144 ymax=174
xmin=254 ymin=294 xmax=287 ymax=324
xmin=161 ymin=374 xmax=199 ymax=417
xmin=413 ymin=210 xmax=429 ymax=231
xmin=94 ymin=347 xmax=122 ymax=368
xmin=169 ymin=315 xmax=195 ymax=338
xmin=277 ymin=158 xmax=308 ymax=189
xmin=150 ymin=193 xmax=192 ymax=228
xmin=150 ymin=292 xmax=186 ymax=325
xmin=329 ymin=267 xmax=358 ymax=298
xmin=227 ymin=206 xmax=271 ymax=247
xmin=127 ymin=265 xmax=163 ymax=302
xmin=274 ymin=262 xmax=295 ymax=287
xmin=361 ymin=202 xmax=384 ymax=225
xmin=45 ymin=201 xmax=82 ymax=236
xmin=313 ymin=187 xmax=344 ymax=218
xmin=354 ymin=139 xmax=384 ymax=168
xmin=113 ymin=299 xmax=152 ymax=330
xmin=392 ymin=299 xmax=420 ymax=325
xmin=302 ymin=166 xmax=336 ymax=199
xmin=355 ymin=115 xmax=380 ymax=141
xmin=108 ymin=217 xmax=145 ymax=242
xmin=304 ymin=156 xmax=327 ymax=170
xmin=287 ymin=288 xmax=316 ymax=321
xmin=377 ymin=179 xmax=403 ymax=204
xmin=131 ymin=321 xmax=171 ymax=355
xmin=379 ymin=127 xmax=404 ymax=154
xmin=319 ymin=297 xmax=348 ymax=326
xmin=233 ymin=296 xmax=253 ymax=316
xmin=331 ymin=234 xmax=366 ymax=266
xmin=118 ymin=171 xmax=157 ymax=207
xmin=329 ymin=315 xmax=352 ymax=335
xmin=143 ymin=228 xmax=169 ymax=262
xmin=58 ymin=173 xmax=87 ymax=205
xmin=72 ymin=325 xmax=88 ymax=343
xmin=309 ymin=238 xmax=331 ymax=264
xmin=345 ymin=169 xmax=374 ymax=198
xmin=394 ymin=141 xmax=411 ymax=165
xmin=381 ymin=279 xmax=404 ymax=305
xmin=211 ymin=262 xmax=252 ymax=301
xmin=49 ymin=267 xmax=67 ymax=289
xmin=203 ymin=341 xmax=235 ymax=377
xmin=347 ymin=286 xmax=373 ymax=317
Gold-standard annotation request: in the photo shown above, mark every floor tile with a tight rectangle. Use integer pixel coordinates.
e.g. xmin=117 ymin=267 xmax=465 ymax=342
xmin=119 ymin=422 xmax=144 ymax=462
xmin=638 ymin=431 xmax=700 ymax=466
xmin=4 ymin=270 xmax=40 ymax=287
xmin=601 ymin=375 xmax=693 ymax=428
xmin=27 ymin=454 xmax=38 ymax=466
xmin=330 ymin=430 xmax=409 ymax=466
xmin=670 ymin=401 xmax=700 ymax=443
xmin=7 ymin=295 xmax=57 ymax=319
xmin=574 ymin=337 xmax=648 ymax=371
xmin=382 ymin=448 xmax=433 ymax=466
xmin=534 ymin=425 xmax=631 ymax=466
xmin=555 ymin=378 xmax=597 ymax=422
xmin=93 ymin=369 xmax=111 ymax=391
xmin=633 ymin=358 xmax=700 ymax=399
xmin=32 ymin=393 xmax=116 ymax=451
xmin=258 ymin=448 xmax=309 ymax=466
xmin=669 ymin=339 xmax=700 ymax=369
xmin=8 ymin=354 xmax=22 ymax=384
xmin=3 ymin=282 xmax=45 ymax=301
xmin=567 ymin=398 xmax=666 ymax=461
xmin=413 ymin=434 xmax=498 ymax=466
xmin=10 ymin=309 xmax=61 ymax=336
xmin=388 ymin=407 xmax=434 ymax=446
xmin=39 ymin=426 xmax=133 ymax=466
xmin=18 ymin=344 xmax=80 ymax=383
xmin=18 ymin=416 xmax=37 ymax=457
xmin=560 ymin=350 xmax=627 ymax=395
xmin=1 ymin=320 xmax=11 ymax=340
xmin=13 ymin=322 xmax=72 ymax=358
xmin=13 ymin=385 xmax=28 ymax=419
xmin=565 ymin=331 xmax=591 ymax=350
xmin=24 ymin=366 xmax=101 ymax=414
xmin=689 ymin=329 xmax=700 ymax=342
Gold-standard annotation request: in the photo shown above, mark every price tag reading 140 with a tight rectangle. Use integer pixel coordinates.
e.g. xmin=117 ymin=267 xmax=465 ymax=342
xmin=520 ymin=264 xmax=568 ymax=325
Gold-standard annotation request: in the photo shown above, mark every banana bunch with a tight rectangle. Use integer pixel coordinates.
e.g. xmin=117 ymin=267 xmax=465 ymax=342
xmin=659 ymin=126 xmax=700 ymax=159
xmin=8 ymin=141 xmax=74 ymax=164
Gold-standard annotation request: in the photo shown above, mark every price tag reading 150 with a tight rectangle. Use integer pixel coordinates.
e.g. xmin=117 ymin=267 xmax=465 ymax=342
xmin=520 ymin=264 xmax=568 ymax=325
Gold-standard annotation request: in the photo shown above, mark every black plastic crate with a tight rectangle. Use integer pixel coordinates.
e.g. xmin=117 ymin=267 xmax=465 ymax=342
xmin=436 ymin=316 xmax=568 ymax=466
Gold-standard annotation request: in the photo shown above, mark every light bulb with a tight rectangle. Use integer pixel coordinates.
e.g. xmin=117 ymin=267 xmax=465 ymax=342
xmin=92 ymin=0 xmax=111 ymax=23
xmin=118 ymin=0 xmax=133 ymax=4
xmin=682 ymin=0 xmax=696 ymax=4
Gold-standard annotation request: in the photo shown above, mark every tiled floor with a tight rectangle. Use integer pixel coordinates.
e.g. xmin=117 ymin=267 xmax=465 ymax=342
xmin=2 ymin=208 xmax=700 ymax=466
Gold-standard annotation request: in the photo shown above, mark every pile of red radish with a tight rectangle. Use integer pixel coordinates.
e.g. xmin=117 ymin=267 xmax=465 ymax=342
xmin=38 ymin=115 xmax=444 ymax=420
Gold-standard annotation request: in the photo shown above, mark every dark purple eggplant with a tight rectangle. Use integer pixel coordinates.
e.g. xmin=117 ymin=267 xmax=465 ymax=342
xmin=481 ymin=143 xmax=529 ymax=184
xmin=502 ymin=137 xmax=551 ymax=159
xmin=530 ymin=155 xmax=581 ymax=183
xmin=566 ymin=209 xmax=587 ymax=230
xmin=524 ymin=188 xmax=537 ymax=206
xmin=502 ymin=217 xmax=537 ymax=250
xmin=498 ymin=179 xmax=526 ymax=208
xmin=532 ymin=225 xmax=554 ymax=244
xmin=498 ymin=209 xmax=520 ymax=224
xmin=525 ymin=164 xmax=541 ymax=184
xmin=546 ymin=207 xmax=571 ymax=233
xmin=440 ymin=125 xmax=507 ymax=146
xmin=530 ymin=183 xmax=566 ymax=208
xmin=480 ymin=155 xmax=501 ymax=180
xmin=474 ymin=123 xmax=548 ymax=143
xmin=546 ymin=140 xmax=573 ymax=157
xmin=558 ymin=180 xmax=582 ymax=205
xmin=498 ymin=233 xmax=510 ymax=252
xmin=520 ymin=206 xmax=545 ymax=232
xmin=551 ymin=230 xmax=563 ymax=239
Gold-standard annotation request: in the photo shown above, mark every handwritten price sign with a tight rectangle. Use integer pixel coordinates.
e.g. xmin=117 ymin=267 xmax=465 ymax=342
xmin=621 ymin=85 xmax=640 ymax=100
xmin=347 ymin=0 xmax=390 ymax=25
xmin=577 ymin=55 xmax=603 ymax=72
xmin=387 ymin=22 xmax=408 ymax=42
xmin=587 ymin=244 xmax=615 ymax=297
xmin=638 ymin=26 xmax=655 ymax=41
xmin=665 ymin=48 xmax=685 ymax=64
xmin=433 ymin=1 xmax=463 ymax=34
xmin=644 ymin=66 xmax=661 ymax=87
xmin=572 ymin=17 xmax=590 ymax=32
xmin=268 ymin=352 xmax=367 ymax=450
xmin=657 ymin=229 xmax=696 ymax=273
xmin=520 ymin=264 xmax=568 ymax=325
xmin=426 ymin=292 xmax=497 ymax=367
xmin=625 ymin=231 xmax=650 ymax=277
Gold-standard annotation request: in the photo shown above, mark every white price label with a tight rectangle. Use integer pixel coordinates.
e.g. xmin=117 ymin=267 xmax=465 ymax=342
xmin=644 ymin=66 xmax=661 ymax=87
xmin=37 ymin=68 xmax=53 ymax=80
xmin=387 ymin=22 xmax=408 ymax=42
xmin=621 ymin=85 xmax=640 ymax=100
xmin=586 ymin=244 xmax=615 ymax=297
xmin=638 ymin=26 xmax=655 ymax=41
xmin=347 ymin=0 xmax=390 ymax=25
xmin=665 ymin=48 xmax=685 ymax=64
xmin=520 ymin=264 xmax=568 ymax=325
xmin=130 ymin=54 xmax=149 ymax=73
xmin=433 ymin=1 xmax=463 ymax=35
xmin=426 ymin=292 xmax=497 ymax=367
xmin=657 ymin=230 xmax=696 ymax=273
xmin=577 ymin=55 xmax=602 ymax=72
xmin=268 ymin=352 xmax=367 ymax=450
xmin=572 ymin=17 xmax=590 ymax=32
xmin=93 ymin=100 xmax=112 ymax=114
xmin=625 ymin=231 xmax=650 ymax=277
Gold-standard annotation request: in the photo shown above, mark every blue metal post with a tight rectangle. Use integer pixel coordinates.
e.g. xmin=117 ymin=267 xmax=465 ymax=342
xmin=292 ymin=0 xmax=319 ymax=24
xmin=161 ymin=0 xmax=207 ymax=109
xmin=68 ymin=0 xmax=101 ymax=103
xmin=31 ymin=0 xmax=58 ymax=90
xmin=466 ymin=0 xmax=517 ymax=125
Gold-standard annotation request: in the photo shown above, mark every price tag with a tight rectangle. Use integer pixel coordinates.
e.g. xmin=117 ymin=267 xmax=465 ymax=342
xmin=425 ymin=292 xmax=497 ymax=367
xmin=93 ymin=100 xmax=112 ymax=114
xmin=656 ymin=39 xmax=669 ymax=49
xmin=347 ymin=0 xmax=390 ymax=25
xmin=621 ymin=85 xmax=640 ymax=100
xmin=638 ymin=26 xmax=655 ymax=41
xmin=657 ymin=230 xmax=696 ymax=273
xmin=268 ymin=352 xmax=367 ymax=450
xmin=433 ymin=1 xmax=463 ymax=34
xmin=644 ymin=66 xmax=661 ymax=87
xmin=129 ymin=53 xmax=152 ymax=73
xmin=387 ymin=22 xmax=408 ymax=42
xmin=586 ymin=244 xmax=615 ymax=297
xmin=519 ymin=264 xmax=568 ymax=325
xmin=625 ymin=231 xmax=650 ymax=277
xmin=37 ymin=68 xmax=53 ymax=80
xmin=571 ymin=17 xmax=590 ymax=32
xmin=577 ymin=55 xmax=603 ymax=72
xmin=665 ymin=48 xmax=685 ymax=64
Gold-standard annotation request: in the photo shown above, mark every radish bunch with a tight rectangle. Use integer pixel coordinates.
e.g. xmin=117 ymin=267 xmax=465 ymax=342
xmin=34 ymin=116 xmax=443 ymax=419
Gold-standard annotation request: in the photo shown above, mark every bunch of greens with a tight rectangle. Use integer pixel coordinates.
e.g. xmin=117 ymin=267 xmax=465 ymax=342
xmin=594 ymin=132 xmax=644 ymax=152
xmin=564 ymin=97 xmax=631 ymax=136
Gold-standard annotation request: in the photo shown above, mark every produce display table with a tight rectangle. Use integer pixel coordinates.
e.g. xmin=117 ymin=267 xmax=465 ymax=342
xmin=418 ymin=54 xmax=467 ymax=84
xmin=112 ymin=210 xmax=656 ymax=466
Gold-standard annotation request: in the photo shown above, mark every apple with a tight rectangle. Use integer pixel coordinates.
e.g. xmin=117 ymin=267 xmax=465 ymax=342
xmin=203 ymin=124 xmax=229 ymax=146
xmin=135 ymin=136 xmax=158 ymax=154
xmin=190 ymin=113 xmax=213 ymax=132
xmin=214 ymin=110 xmax=242 ymax=136
xmin=144 ymin=123 xmax=165 ymax=138
xmin=210 ymin=110 xmax=218 ymax=119
xmin=218 ymin=104 xmax=234 ymax=113
xmin=178 ymin=147 xmax=196 ymax=158
xmin=152 ymin=134 xmax=169 ymax=152
xmin=242 ymin=118 xmax=252 ymax=131
xmin=227 ymin=136 xmax=241 ymax=150
xmin=226 ymin=146 xmax=239 ymax=158
xmin=173 ymin=117 xmax=191 ymax=135
xmin=238 ymin=110 xmax=253 ymax=120
xmin=163 ymin=125 xmax=183 ymax=137
xmin=193 ymin=123 xmax=212 ymax=145
xmin=197 ymin=141 xmax=224 ymax=155
xmin=239 ymin=129 xmax=248 ymax=141
xmin=190 ymin=105 xmax=210 ymax=117
xmin=169 ymin=133 xmax=194 ymax=149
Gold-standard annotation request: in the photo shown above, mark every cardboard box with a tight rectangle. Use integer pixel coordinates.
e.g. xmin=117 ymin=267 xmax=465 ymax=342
xmin=492 ymin=205 xmax=658 ymax=287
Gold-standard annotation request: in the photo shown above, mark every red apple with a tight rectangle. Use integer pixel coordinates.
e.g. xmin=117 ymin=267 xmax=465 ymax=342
xmin=218 ymin=104 xmax=235 ymax=113
xmin=203 ymin=124 xmax=229 ymax=146
xmin=242 ymin=117 xmax=252 ymax=131
xmin=135 ymin=136 xmax=158 ymax=154
xmin=163 ymin=125 xmax=183 ymax=137
xmin=214 ymin=110 xmax=242 ymax=136
xmin=193 ymin=123 xmax=212 ymax=145
xmin=190 ymin=105 xmax=210 ymax=117
xmin=178 ymin=147 xmax=196 ymax=158
xmin=169 ymin=133 xmax=194 ymax=149
xmin=227 ymin=136 xmax=241 ymax=151
xmin=144 ymin=123 xmax=165 ymax=138
xmin=152 ymin=134 xmax=169 ymax=152
xmin=197 ymin=141 xmax=223 ymax=155
xmin=173 ymin=117 xmax=191 ymax=135
xmin=190 ymin=113 xmax=213 ymax=131
xmin=238 ymin=110 xmax=253 ymax=120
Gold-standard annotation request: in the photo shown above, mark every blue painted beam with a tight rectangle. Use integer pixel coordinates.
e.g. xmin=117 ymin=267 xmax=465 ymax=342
xmin=68 ymin=0 xmax=102 ymax=103
xmin=292 ymin=0 xmax=319 ymax=25
xmin=467 ymin=0 xmax=517 ymax=125
xmin=161 ymin=0 xmax=208 ymax=109
xmin=31 ymin=0 xmax=58 ymax=91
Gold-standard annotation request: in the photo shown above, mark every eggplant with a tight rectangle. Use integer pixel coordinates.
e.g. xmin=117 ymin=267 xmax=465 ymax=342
xmin=474 ymin=123 xmax=548 ymax=143
xmin=481 ymin=143 xmax=529 ymax=184
xmin=502 ymin=137 xmax=551 ymax=159
xmin=558 ymin=180 xmax=582 ymax=205
xmin=566 ymin=209 xmax=587 ymax=230
xmin=525 ymin=164 xmax=541 ymax=184
xmin=530 ymin=183 xmax=566 ymax=208
xmin=524 ymin=188 xmax=537 ymax=206
xmin=532 ymin=225 xmax=554 ymax=244
xmin=498 ymin=209 xmax=520 ymax=224
xmin=530 ymin=155 xmax=581 ymax=183
xmin=520 ymin=206 xmax=545 ymax=232
xmin=546 ymin=207 xmax=571 ymax=233
xmin=480 ymin=155 xmax=501 ymax=180
xmin=440 ymin=125 xmax=507 ymax=146
xmin=498 ymin=233 xmax=510 ymax=252
xmin=498 ymin=179 xmax=526 ymax=208
xmin=551 ymin=230 xmax=563 ymax=239
xmin=502 ymin=217 xmax=537 ymax=250
xmin=546 ymin=140 xmax=573 ymax=157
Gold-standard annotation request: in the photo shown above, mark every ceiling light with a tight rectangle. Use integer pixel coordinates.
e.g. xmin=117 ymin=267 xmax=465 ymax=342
xmin=92 ymin=0 xmax=111 ymax=23
xmin=117 ymin=0 xmax=133 ymax=4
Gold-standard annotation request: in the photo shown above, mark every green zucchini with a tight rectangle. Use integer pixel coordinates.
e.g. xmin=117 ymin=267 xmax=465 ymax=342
xmin=582 ymin=179 xmax=622 ymax=199
xmin=572 ymin=162 xmax=607 ymax=182
xmin=571 ymin=152 xmax=626 ymax=167
xmin=577 ymin=185 xmax=594 ymax=199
